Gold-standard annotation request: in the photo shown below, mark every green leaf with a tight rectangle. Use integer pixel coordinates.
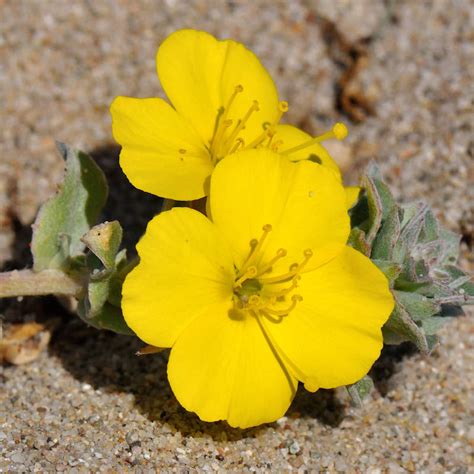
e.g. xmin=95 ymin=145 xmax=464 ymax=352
xmin=371 ymin=207 xmax=401 ymax=260
xmin=362 ymin=175 xmax=383 ymax=246
xmin=81 ymin=221 xmax=123 ymax=271
xmin=77 ymin=220 xmax=136 ymax=335
xmin=77 ymin=299 xmax=132 ymax=335
xmin=392 ymin=203 xmax=428 ymax=262
xmin=346 ymin=376 xmax=374 ymax=407
xmin=393 ymin=290 xmax=439 ymax=321
xmin=421 ymin=316 xmax=451 ymax=335
xmin=371 ymin=260 xmax=403 ymax=284
xmin=383 ymin=303 xmax=429 ymax=354
xmin=31 ymin=143 xmax=108 ymax=271
xmin=418 ymin=209 xmax=439 ymax=243
xmin=348 ymin=228 xmax=371 ymax=255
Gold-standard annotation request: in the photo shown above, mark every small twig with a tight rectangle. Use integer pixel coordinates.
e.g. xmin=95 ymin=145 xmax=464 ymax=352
xmin=0 ymin=269 xmax=82 ymax=299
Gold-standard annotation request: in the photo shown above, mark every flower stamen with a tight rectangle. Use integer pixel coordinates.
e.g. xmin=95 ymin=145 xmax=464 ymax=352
xmin=221 ymin=100 xmax=260 ymax=155
xmin=270 ymin=139 xmax=284 ymax=152
xmin=229 ymin=137 xmax=245 ymax=154
xmin=261 ymin=294 xmax=302 ymax=317
xmin=209 ymin=84 xmax=244 ymax=160
xmin=246 ymin=101 xmax=289 ymax=149
xmin=269 ymin=276 xmax=301 ymax=298
xmin=238 ymin=224 xmax=272 ymax=277
xmin=259 ymin=249 xmax=313 ymax=284
xmin=234 ymin=265 xmax=258 ymax=288
xmin=256 ymin=248 xmax=287 ymax=276
xmin=281 ymin=122 xmax=348 ymax=156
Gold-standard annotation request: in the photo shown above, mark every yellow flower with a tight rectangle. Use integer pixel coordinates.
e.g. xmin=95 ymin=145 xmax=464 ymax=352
xmin=110 ymin=29 xmax=353 ymax=202
xmin=122 ymin=149 xmax=394 ymax=428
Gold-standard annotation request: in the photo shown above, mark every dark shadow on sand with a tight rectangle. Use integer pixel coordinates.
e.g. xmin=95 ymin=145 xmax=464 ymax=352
xmin=90 ymin=144 xmax=162 ymax=252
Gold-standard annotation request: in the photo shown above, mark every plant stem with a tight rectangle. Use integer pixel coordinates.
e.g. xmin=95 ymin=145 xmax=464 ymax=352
xmin=0 ymin=269 xmax=82 ymax=299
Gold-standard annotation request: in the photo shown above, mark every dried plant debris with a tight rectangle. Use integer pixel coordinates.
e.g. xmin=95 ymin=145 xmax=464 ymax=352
xmin=0 ymin=321 xmax=55 ymax=365
xmin=317 ymin=16 xmax=376 ymax=123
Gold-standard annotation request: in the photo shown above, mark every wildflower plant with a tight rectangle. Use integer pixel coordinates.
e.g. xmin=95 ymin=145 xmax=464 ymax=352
xmin=0 ymin=29 xmax=472 ymax=428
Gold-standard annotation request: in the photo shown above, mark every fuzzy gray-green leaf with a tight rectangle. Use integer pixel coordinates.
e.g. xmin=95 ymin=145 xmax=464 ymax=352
xmin=371 ymin=260 xmax=402 ymax=284
xmin=31 ymin=143 xmax=108 ymax=271
xmin=393 ymin=290 xmax=439 ymax=321
xmin=77 ymin=298 xmax=132 ymax=335
xmin=371 ymin=207 xmax=401 ymax=260
xmin=421 ymin=316 xmax=451 ymax=335
xmin=383 ymin=303 xmax=429 ymax=353
xmin=348 ymin=228 xmax=371 ymax=255
xmin=81 ymin=221 xmax=123 ymax=271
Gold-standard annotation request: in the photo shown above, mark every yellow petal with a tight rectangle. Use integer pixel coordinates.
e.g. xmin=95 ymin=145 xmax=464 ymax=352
xmin=122 ymin=207 xmax=235 ymax=347
xmin=267 ymin=246 xmax=394 ymax=390
xmin=157 ymin=29 xmax=279 ymax=147
xmin=168 ymin=310 xmax=297 ymax=428
xmin=210 ymin=149 xmax=350 ymax=272
xmin=345 ymin=186 xmax=361 ymax=209
xmin=111 ymin=96 xmax=211 ymax=200
xmin=275 ymin=124 xmax=341 ymax=175
xmin=275 ymin=125 xmax=359 ymax=210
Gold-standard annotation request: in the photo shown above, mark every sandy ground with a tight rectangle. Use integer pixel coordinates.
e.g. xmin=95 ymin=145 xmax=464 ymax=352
xmin=0 ymin=0 xmax=473 ymax=471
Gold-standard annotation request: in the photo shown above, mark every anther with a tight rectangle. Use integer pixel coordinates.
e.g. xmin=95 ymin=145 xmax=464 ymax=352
xmin=249 ymin=238 xmax=258 ymax=249
xmin=278 ymin=101 xmax=289 ymax=113
xmin=229 ymin=137 xmax=245 ymax=153
xmin=248 ymin=294 xmax=261 ymax=307
xmin=179 ymin=148 xmax=186 ymax=154
xmin=297 ymin=249 xmax=313 ymax=273
xmin=235 ymin=84 xmax=244 ymax=93
xmin=234 ymin=265 xmax=258 ymax=288
xmin=270 ymin=140 xmax=284 ymax=152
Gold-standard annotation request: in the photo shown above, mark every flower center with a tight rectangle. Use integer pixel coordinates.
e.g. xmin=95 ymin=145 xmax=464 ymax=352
xmin=232 ymin=224 xmax=313 ymax=322
xmin=208 ymin=85 xmax=289 ymax=163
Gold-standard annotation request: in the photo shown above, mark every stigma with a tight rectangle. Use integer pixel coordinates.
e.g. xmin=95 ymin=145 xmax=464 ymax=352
xmin=233 ymin=224 xmax=313 ymax=322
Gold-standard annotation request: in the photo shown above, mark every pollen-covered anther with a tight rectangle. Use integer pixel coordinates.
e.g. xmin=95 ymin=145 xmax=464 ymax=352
xmin=278 ymin=101 xmax=289 ymax=113
xmin=234 ymin=265 xmax=258 ymax=288
xmin=229 ymin=137 xmax=245 ymax=153
xmin=248 ymin=295 xmax=261 ymax=307
xmin=270 ymin=140 xmax=284 ymax=152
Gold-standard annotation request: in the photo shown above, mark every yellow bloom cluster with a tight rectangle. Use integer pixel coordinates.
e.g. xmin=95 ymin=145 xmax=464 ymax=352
xmin=111 ymin=29 xmax=394 ymax=428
